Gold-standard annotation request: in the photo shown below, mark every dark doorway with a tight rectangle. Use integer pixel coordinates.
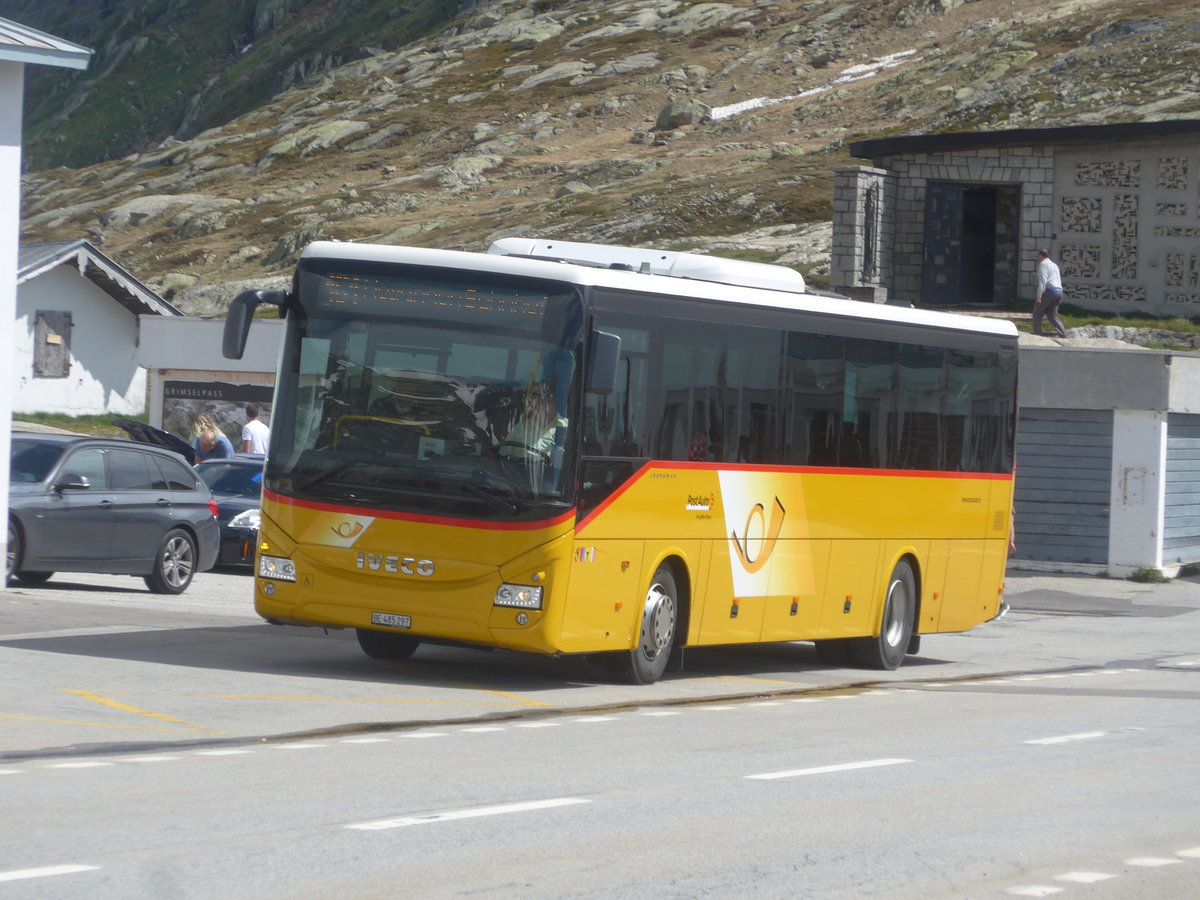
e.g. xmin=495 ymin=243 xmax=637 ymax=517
xmin=921 ymin=182 xmax=1020 ymax=305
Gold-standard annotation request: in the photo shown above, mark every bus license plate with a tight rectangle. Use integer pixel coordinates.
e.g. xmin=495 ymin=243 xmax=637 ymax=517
xmin=371 ymin=612 xmax=412 ymax=629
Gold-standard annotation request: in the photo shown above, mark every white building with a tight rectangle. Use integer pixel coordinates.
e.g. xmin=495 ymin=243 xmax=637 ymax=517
xmin=15 ymin=240 xmax=182 ymax=416
xmin=2 ymin=17 xmax=92 ymax=582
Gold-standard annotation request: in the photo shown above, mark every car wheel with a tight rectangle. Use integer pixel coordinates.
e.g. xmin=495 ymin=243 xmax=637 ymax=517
xmin=144 ymin=528 xmax=197 ymax=594
xmin=5 ymin=519 xmax=16 ymax=585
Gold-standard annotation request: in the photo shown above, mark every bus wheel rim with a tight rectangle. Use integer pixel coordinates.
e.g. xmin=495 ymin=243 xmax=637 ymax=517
xmin=641 ymin=584 xmax=675 ymax=659
xmin=883 ymin=577 xmax=909 ymax=647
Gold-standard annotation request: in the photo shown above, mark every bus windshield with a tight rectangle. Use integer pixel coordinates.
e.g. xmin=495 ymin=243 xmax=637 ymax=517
xmin=266 ymin=260 xmax=583 ymax=520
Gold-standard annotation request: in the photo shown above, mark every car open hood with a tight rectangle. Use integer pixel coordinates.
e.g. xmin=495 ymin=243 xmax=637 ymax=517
xmin=113 ymin=420 xmax=196 ymax=465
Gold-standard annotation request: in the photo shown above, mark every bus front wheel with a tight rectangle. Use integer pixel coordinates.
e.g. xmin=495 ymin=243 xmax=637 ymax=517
xmin=616 ymin=565 xmax=679 ymax=685
xmin=850 ymin=559 xmax=916 ymax=670
xmin=356 ymin=628 xmax=421 ymax=661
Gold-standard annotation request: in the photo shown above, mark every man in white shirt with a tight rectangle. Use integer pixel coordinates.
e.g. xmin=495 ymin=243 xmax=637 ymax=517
xmin=241 ymin=403 xmax=271 ymax=453
xmin=1033 ymin=248 xmax=1067 ymax=338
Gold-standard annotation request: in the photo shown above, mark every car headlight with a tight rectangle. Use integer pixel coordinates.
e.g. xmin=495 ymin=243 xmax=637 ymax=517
xmin=229 ymin=508 xmax=261 ymax=529
xmin=259 ymin=555 xmax=296 ymax=582
xmin=493 ymin=583 xmax=543 ymax=609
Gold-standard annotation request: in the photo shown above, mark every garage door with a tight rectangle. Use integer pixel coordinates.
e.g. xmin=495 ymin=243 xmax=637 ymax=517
xmin=1165 ymin=414 xmax=1200 ymax=565
xmin=1014 ymin=409 xmax=1112 ymax=565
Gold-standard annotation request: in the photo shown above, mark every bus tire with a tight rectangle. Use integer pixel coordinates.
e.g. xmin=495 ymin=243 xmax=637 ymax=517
xmin=850 ymin=559 xmax=916 ymax=670
xmin=617 ymin=565 xmax=679 ymax=685
xmin=356 ymin=628 xmax=421 ymax=661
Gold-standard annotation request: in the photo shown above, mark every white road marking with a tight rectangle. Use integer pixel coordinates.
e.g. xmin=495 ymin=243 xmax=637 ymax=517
xmin=516 ymin=721 xmax=562 ymax=728
xmin=1025 ymin=732 xmax=1107 ymax=745
xmin=745 ymin=758 xmax=912 ymax=781
xmin=120 ymin=755 xmax=182 ymax=763
xmin=195 ymin=749 xmax=254 ymax=756
xmin=1054 ymin=871 xmax=1116 ymax=883
xmin=0 ymin=768 xmax=23 ymax=775
xmin=460 ymin=726 xmax=505 ymax=733
xmin=338 ymin=737 xmax=391 ymax=744
xmin=402 ymin=732 xmax=448 ymax=739
xmin=346 ymin=797 xmax=591 ymax=831
xmin=1005 ymin=887 xmax=1063 ymax=897
xmin=1126 ymin=856 xmax=1182 ymax=867
xmin=47 ymin=761 xmax=113 ymax=769
xmin=272 ymin=742 xmax=330 ymax=750
xmin=571 ymin=716 xmax=617 ymax=723
xmin=639 ymin=710 xmax=683 ymax=716
xmin=1176 ymin=846 xmax=1200 ymax=858
xmin=0 ymin=864 xmax=100 ymax=883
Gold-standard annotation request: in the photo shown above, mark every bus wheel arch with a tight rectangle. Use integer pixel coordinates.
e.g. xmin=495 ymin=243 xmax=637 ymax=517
xmin=850 ymin=555 xmax=918 ymax=670
xmin=616 ymin=555 xmax=689 ymax=685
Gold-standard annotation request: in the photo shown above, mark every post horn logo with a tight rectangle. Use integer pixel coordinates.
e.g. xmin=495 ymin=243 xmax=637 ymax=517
xmin=730 ymin=497 xmax=786 ymax=574
xmin=331 ymin=521 xmax=366 ymax=539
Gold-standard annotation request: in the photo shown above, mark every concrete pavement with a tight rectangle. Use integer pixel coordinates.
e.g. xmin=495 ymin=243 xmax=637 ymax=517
xmin=3 ymin=565 xmax=1199 ymax=759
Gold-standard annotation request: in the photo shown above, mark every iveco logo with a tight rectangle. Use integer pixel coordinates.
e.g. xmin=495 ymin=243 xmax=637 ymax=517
xmin=355 ymin=552 xmax=435 ymax=576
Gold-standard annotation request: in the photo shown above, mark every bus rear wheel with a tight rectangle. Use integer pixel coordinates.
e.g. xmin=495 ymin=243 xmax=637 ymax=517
xmin=616 ymin=565 xmax=678 ymax=685
xmin=356 ymin=628 xmax=421 ymax=661
xmin=850 ymin=559 xmax=916 ymax=670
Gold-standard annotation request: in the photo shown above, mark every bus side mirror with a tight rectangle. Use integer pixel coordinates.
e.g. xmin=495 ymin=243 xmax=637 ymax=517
xmin=223 ymin=289 xmax=287 ymax=360
xmin=586 ymin=331 xmax=620 ymax=394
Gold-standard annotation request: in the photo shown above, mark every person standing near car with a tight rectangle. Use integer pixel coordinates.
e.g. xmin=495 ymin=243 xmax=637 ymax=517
xmin=1032 ymin=248 xmax=1067 ymax=338
xmin=195 ymin=429 xmax=234 ymax=462
xmin=241 ymin=403 xmax=270 ymax=454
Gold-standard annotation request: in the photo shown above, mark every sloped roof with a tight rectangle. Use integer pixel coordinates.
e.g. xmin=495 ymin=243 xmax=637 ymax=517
xmin=19 ymin=240 xmax=183 ymax=318
xmin=0 ymin=17 xmax=92 ymax=69
xmin=851 ymin=118 xmax=1200 ymax=161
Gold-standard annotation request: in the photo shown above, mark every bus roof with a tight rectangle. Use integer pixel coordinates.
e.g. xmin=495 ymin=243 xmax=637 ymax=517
xmin=300 ymin=240 xmax=1018 ymax=340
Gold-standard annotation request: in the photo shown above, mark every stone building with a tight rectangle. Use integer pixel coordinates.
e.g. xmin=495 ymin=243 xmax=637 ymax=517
xmin=831 ymin=119 xmax=1200 ymax=313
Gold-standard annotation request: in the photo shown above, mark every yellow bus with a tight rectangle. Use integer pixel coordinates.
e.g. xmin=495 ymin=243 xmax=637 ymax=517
xmin=223 ymin=238 xmax=1017 ymax=683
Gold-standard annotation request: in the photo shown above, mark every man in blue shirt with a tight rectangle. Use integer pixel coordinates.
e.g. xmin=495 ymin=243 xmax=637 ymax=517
xmin=195 ymin=429 xmax=234 ymax=462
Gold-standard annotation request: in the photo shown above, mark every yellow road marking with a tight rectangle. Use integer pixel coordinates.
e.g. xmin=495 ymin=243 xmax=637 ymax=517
xmin=63 ymin=690 xmax=214 ymax=732
xmin=413 ymin=677 xmax=554 ymax=707
xmin=191 ymin=693 xmax=516 ymax=707
xmin=0 ymin=713 xmax=216 ymax=734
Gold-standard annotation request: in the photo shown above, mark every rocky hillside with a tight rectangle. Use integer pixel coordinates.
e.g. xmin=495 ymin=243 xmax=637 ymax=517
xmin=18 ymin=0 xmax=1200 ymax=315
xmin=8 ymin=0 xmax=459 ymax=170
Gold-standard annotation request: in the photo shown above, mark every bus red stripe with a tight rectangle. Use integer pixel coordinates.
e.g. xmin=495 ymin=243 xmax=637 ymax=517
xmin=263 ymin=489 xmax=575 ymax=531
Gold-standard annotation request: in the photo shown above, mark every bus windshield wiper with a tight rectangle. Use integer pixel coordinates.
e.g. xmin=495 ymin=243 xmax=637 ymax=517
xmin=294 ymin=459 xmax=378 ymax=493
xmin=461 ymin=480 xmax=522 ymax=515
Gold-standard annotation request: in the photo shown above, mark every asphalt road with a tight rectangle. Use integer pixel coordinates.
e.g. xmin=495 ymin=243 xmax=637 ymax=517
xmin=2 ymin=567 xmax=1199 ymax=897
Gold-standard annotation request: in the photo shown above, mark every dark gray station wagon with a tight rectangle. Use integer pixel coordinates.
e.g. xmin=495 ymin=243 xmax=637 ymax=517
xmin=7 ymin=433 xmax=220 ymax=593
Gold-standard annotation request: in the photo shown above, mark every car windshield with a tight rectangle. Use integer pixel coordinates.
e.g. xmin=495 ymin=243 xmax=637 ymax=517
xmin=198 ymin=462 xmax=264 ymax=497
xmin=265 ymin=260 xmax=583 ymax=521
xmin=10 ymin=440 xmax=65 ymax=483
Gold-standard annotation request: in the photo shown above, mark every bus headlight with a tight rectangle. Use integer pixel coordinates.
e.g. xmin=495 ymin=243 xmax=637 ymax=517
xmin=494 ymin=584 xmax=543 ymax=609
xmin=259 ymin=555 xmax=297 ymax=582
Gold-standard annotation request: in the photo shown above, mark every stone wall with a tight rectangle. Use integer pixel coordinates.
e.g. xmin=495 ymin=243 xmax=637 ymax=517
xmin=832 ymin=133 xmax=1200 ymax=314
xmin=831 ymin=166 xmax=895 ymax=300
xmin=1054 ymin=136 xmax=1200 ymax=315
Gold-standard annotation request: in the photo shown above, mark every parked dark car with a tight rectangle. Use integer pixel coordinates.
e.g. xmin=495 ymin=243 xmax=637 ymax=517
xmin=196 ymin=455 xmax=264 ymax=568
xmin=7 ymin=432 xmax=220 ymax=593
